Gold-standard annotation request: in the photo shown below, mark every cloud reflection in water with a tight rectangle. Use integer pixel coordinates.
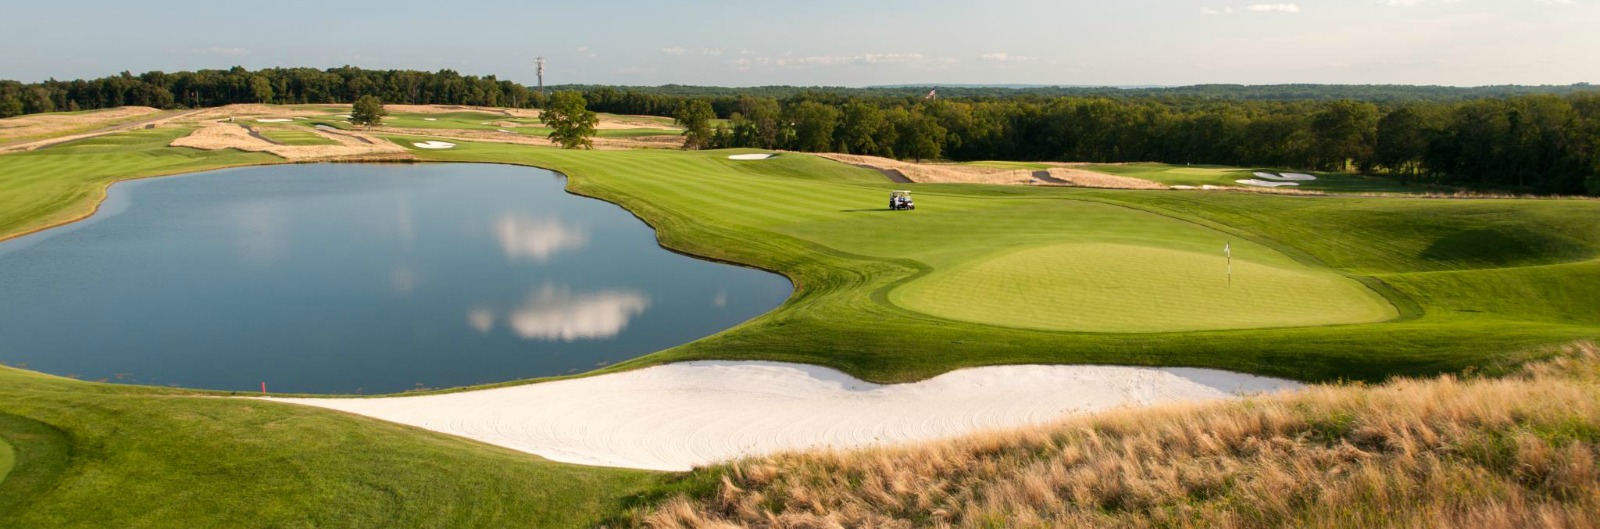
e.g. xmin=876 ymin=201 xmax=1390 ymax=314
xmin=495 ymin=215 xmax=588 ymax=263
xmin=467 ymin=285 xmax=650 ymax=342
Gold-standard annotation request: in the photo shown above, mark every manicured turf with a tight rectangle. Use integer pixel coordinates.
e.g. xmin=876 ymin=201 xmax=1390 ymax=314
xmin=256 ymin=128 xmax=339 ymax=146
xmin=0 ymin=368 xmax=666 ymax=528
xmin=1087 ymin=162 xmax=1429 ymax=193
xmin=895 ymin=242 xmax=1395 ymax=333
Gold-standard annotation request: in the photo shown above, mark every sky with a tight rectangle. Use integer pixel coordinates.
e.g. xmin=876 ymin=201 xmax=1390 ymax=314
xmin=2 ymin=0 xmax=1596 ymax=87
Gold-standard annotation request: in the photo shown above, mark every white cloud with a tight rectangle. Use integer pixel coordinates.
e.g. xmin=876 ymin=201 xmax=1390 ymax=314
xmin=1247 ymin=3 xmax=1300 ymax=12
xmin=979 ymin=52 xmax=1031 ymax=63
xmin=700 ymin=48 xmax=724 ymax=56
xmin=1202 ymin=6 xmax=1234 ymax=15
xmin=661 ymin=47 xmax=686 ymax=56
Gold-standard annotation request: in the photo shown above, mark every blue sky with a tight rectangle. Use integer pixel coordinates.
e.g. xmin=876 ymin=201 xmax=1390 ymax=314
xmin=2 ymin=0 xmax=1595 ymax=86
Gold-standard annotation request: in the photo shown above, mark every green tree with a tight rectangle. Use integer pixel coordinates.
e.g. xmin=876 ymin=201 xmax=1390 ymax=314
xmin=838 ymin=102 xmax=887 ymax=155
xmin=1310 ymin=100 xmax=1379 ymax=171
xmin=349 ymin=95 xmax=387 ymax=130
xmin=249 ymin=75 xmax=274 ymax=104
xmin=541 ymin=91 xmax=598 ymax=150
xmin=1374 ymin=107 xmax=1429 ymax=181
xmin=784 ymin=101 xmax=840 ymax=153
xmin=673 ymin=99 xmax=716 ymax=150
xmin=0 ymin=94 xmax=22 ymax=118
xmin=892 ymin=110 xmax=947 ymax=162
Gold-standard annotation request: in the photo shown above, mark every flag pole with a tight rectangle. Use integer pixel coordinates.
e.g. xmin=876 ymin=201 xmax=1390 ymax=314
xmin=1225 ymin=241 xmax=1232 ymax=287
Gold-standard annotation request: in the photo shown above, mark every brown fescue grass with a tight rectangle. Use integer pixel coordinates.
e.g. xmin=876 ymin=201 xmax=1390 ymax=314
xmin=0 ymin=106 xmax=162 ymax=141
xmin=171 ymin=121 xmax=410 ymax=161
xmin=1043 ymin=167 xmax=1167 ymax=190
xmin=815 ymin=154 xmax=1037 ymax=185
xmin=642 ymin=342 xmax=1600 ymax=529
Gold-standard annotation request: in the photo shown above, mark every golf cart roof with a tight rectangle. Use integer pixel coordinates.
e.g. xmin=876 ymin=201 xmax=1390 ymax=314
xmin=891 ymin=190 xmax=912 ymax=196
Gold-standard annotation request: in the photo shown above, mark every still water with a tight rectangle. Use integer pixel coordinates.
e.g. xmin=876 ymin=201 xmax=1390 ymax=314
xmin=0 ymin=164 xmax=791 ymax=394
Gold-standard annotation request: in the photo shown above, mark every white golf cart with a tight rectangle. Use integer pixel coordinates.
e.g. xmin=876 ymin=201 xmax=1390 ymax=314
xmin=889 ymin=190 xmax=915 ymax=211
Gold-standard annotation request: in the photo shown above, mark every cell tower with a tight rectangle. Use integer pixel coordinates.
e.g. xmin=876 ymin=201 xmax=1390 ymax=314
xmin=536 ymin=57 xmax=546 ymax=97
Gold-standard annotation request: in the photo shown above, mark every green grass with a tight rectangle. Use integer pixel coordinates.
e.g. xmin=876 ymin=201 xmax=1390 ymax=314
xmin=1087 ymin=162 xmax=1428 ymax=193
xmin=0 ymin=435 xmax=13 ymax=485
xmin=3 ymin=128 xmax=1600 ymax=526
xmin=894 ymin=242 xmax=1395 ymax=333
xmin=0 ymin=368 xmax=661 ymax=528
xmin=255 ymin=128 xmax=339 ymax=146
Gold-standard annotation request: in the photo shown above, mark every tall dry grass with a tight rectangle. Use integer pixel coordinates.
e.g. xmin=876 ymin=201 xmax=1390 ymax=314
xmin=815 ymin=154 xmax=1038 ymax=185
xmin=642 ymin=343 xmax=1600 ymax=529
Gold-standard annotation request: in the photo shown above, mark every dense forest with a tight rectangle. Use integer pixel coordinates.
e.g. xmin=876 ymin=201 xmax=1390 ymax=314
xmin=4 ymin=67 xmax=1598 ymax=194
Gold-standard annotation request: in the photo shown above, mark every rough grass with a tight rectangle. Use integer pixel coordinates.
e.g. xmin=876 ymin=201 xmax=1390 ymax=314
xmin=0 ymin=106 xmax=163 ymax=143
xmin=642 ymin=342 xmax=1600 ymax=529
xmin=894 ymin=242 xmax=1396 ymax=333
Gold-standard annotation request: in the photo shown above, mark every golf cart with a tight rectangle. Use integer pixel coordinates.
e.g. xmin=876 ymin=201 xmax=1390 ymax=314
xmin=889 ymin=190 xmax=915 ymax=211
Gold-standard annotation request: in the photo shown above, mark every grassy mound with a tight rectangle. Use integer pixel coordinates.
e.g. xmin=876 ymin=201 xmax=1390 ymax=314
xmin=0 ymin=437 xmax=13 ymax=485
xmin=643 ymin=343 xmax=1600 ymax=528
xmin=895 ymin=243 xmax=1395 ymax=332
xmin=0 ymin=367 xmax=661 ymax=528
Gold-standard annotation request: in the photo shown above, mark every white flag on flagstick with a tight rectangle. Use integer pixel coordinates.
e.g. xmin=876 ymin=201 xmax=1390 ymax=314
xmin=1224 ymin=242 xmax=1230 ymax=258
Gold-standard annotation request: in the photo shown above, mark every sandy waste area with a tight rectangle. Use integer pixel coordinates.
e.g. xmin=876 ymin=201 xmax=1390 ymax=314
xmin=269 ymin=361 xmax=1302 ymax=471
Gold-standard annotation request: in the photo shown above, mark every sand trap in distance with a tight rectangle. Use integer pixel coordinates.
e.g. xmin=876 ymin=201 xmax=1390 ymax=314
xmin=267 ymin=361 xmax=1302 ymax=471
xmin=728 ymin=153 xmax=777 ymax=160
xmin=412 ymin=141 xmax=456 ymax=149
xmin=254 ymin=118 xmax=294 ymax=123
xmin=1237 ymin=179 xmax=1300 ymax=187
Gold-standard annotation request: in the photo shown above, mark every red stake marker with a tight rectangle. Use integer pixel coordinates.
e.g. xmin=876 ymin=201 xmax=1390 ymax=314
xmin=261 ymin=382 xmax=267 ymax=394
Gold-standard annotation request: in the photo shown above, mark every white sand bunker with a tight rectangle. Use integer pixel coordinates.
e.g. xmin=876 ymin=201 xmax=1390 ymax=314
xmin=267 ymin=361 xmax=1301 ymax=471
xmin=411 ymin=141 xmax=456 ymax=149
xmin=423 ymin=118 xmax=438 ymax=121
xmin=1237 ymin=179 xmax=1300 ymax=187
xmin=254 ymin=118 xmax=294 ymax=123
xmin=1253 ymin=171 xmax=1317 ymax=181
xmin=728 ymin=153 xmax=777 ymax=160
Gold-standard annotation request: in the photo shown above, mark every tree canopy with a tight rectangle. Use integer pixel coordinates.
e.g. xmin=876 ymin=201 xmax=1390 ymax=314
xmin=349 ymin=95 xmax=386 ymax=129
xmin=541 ymin=91 xmax=598 ymax=150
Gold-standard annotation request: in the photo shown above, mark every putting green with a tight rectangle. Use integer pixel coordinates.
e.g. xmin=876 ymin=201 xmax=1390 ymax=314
xmin=893 ymin=243 xmax=1397 ymax=333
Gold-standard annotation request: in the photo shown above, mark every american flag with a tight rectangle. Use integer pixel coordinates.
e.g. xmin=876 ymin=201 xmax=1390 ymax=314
xmin=924 ymin=89 xmax=937 ymax=100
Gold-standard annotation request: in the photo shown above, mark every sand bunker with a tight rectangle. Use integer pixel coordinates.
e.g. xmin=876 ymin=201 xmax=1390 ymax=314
xmin=267 ymin=361 xmax=1301 ymax=471
xmin=728 ymin=153 xmax=777 ymax=160
xmin=1237 ymin=179 xmax=1300 ymax=187
xmin=412 ymin=141 xmax=456 ymax=149
xmin=254 ymin=118 xmax=294 ymax=123
xmin=1252 ymin=171 xmax=1318 ymax=182
xmin=172 ymin=121 xmax=409 ymax=161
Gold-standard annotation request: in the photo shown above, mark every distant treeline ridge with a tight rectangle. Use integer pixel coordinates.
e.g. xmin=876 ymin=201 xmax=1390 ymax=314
xmin=4 ymin=66 xmax=1598 ymax=194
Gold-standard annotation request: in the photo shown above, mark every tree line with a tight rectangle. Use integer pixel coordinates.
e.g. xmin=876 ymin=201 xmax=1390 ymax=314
xmin=4 ymin=66 xmax=1599 ymax=194
xmin=651 ymin=92 xmax=1600 ymax=195
xmin=0 ymin=66 xmax=546 ymax=117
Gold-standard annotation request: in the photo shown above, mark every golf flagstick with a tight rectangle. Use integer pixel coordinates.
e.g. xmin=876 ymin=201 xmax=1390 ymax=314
xmin=1225 ymin=242 xmax=1232 ymax=287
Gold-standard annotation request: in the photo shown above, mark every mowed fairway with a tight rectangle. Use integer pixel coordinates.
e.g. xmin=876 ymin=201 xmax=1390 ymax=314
xmin=895 ymin=243 xmax=1395 ymax=332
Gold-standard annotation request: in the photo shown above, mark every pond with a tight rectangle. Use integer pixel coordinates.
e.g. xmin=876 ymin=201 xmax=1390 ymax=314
xmin=0 ymin=163 xmax=792 ymax=394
